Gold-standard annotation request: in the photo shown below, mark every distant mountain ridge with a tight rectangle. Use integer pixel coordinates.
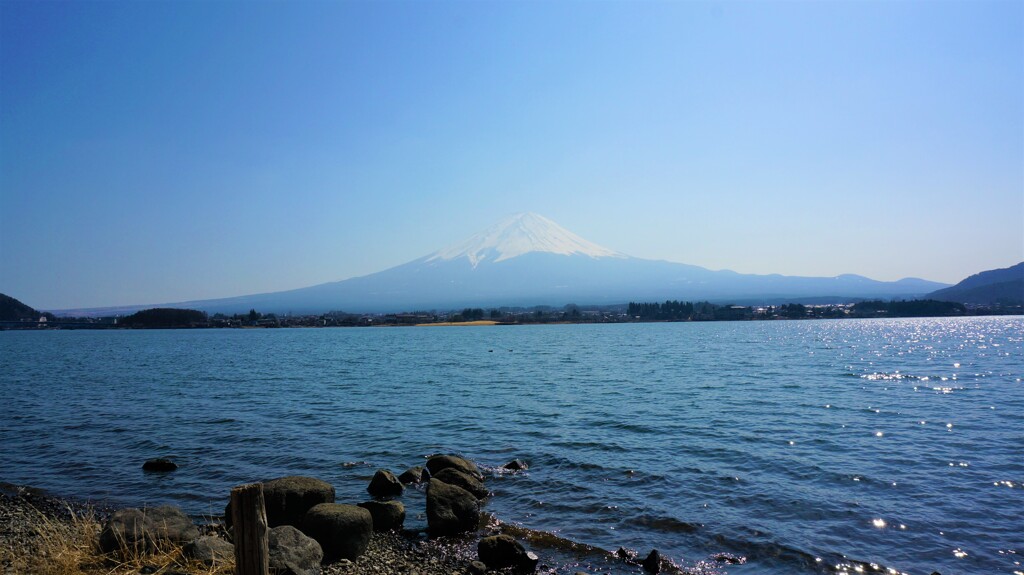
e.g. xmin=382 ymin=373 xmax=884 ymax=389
xmin=51 ymin=213 xmax=951 ymax=315
xmin=927 ymin=262 xmax=1024 ymax=305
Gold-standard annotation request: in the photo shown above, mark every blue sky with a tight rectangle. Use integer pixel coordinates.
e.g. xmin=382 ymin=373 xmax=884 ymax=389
xmin=2 ymin=0 xmax=1021 ymax=309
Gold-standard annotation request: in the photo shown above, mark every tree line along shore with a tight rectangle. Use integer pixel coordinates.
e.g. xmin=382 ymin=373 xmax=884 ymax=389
xmin=2 ymin=293 xmax=1018 ymax=330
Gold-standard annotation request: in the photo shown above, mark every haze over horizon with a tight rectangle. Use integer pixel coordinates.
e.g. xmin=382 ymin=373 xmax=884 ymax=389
xmin=2 ymin=1 xmax=1021 ymax=310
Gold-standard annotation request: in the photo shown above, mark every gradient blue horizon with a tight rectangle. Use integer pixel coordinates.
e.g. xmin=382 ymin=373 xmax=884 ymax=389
xmin=2 ymin=0 xmax=1021 ymax=309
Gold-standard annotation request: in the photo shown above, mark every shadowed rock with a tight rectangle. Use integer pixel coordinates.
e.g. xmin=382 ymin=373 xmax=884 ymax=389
xmin=302 ymin=503 xmax=372 ymax=561
xmin=642 ymin=549 xmax=662 ymax=574
xmin=478 ymin=534 xmax=536 ymax=571
xmin=269 ymin=525 xmax=323 ymax=575
xmin=398 ymin=465 xmax=429 ymax=484
xmin=357 ymin=500 xmax=405 ymax=532
xmin=426 ymin=455 xmax=483 ymax=481
xmin=426 ymin=478 xmax=479 ymax=536
xmin=142 ymin=458 xmax=178 ymax=472
xmin=616 ymin=547 xmax=636 ymax=560
xmin=366 ymin=469 xmax=404 ymax=498
xmin=502 ymin=459 xmax=529 ymax=471
xmin=433 ymin=468 xmax=488 ymax=499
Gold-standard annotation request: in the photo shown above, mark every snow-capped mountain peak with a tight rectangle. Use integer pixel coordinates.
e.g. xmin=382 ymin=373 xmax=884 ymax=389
xmin=427 ymin=212 xmax=626 ymax=267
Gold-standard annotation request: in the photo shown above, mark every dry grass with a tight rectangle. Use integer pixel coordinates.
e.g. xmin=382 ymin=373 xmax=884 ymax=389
xmin=416 ymin=320 xmax=499 ymax=326
xmin=0 ymin=503 xmax=101 ymax=575
xmin=1 ymin=502 xmax=233 ymax=575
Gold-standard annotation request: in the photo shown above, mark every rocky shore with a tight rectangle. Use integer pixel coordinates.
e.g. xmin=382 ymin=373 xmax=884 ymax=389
xmin=1 ymin=456 xmax=674 ymax=575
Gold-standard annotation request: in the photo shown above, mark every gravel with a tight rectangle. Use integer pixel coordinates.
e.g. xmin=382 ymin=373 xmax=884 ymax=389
xmin=0 ymin=484 xmax=616 ymax=575
xmin=0 ymin=484 xmax=497 ymax=575
xmin=322 ymin=530 xmax=481 ymax=575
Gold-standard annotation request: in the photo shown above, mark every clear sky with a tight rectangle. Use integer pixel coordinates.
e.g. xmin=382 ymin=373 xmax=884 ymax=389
xmin=2 ymin=0 xmax=1021 ymax=310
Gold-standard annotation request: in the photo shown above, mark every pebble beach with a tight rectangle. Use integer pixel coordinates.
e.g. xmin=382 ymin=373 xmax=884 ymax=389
xmin=0 ymin=455 xmax=630 ymax=575
xmin=0 ymin=485 xmax=498 ymax=575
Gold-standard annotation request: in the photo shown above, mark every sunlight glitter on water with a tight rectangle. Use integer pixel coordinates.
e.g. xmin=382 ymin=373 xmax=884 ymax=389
xmin=3 ymin=316 xmax=1021 ymax=575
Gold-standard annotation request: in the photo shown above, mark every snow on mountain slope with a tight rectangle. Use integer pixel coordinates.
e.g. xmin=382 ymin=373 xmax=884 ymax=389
xmin=426 ymin=212 xmax=625 ymax=267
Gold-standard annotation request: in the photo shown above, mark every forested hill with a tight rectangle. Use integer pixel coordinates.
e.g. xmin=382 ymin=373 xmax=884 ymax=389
xmin=0 ymin=293 xmax=49 ymax=321
xmin=927 ymin=262 xmax=1024 ymax=305
xmin=117 ymin=308 xmax=208 ymax=328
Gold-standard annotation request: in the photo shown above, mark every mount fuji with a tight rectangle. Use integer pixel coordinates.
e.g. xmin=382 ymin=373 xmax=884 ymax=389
xmin=60 ymin=213 xmax=949 ymax=315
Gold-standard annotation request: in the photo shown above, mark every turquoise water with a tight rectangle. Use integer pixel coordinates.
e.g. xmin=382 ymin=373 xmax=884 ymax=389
xmin=2 ymin=318 xmax=1022 ymax=574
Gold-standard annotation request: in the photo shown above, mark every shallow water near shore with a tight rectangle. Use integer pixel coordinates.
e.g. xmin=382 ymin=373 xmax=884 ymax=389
xmin=2 ymin=318 xmax=1022 ymax=574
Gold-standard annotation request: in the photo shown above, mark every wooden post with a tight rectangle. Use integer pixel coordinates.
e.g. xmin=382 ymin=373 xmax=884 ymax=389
xmin=230 ymin=483 xmax=269 ymax=575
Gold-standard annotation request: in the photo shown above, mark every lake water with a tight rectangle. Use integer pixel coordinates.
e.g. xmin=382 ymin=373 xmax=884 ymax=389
xmin=2 ymin=318 xmax=1022 ymax=575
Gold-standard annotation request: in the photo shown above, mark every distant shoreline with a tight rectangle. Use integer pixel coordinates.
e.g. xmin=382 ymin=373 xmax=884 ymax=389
xmin=2 ymin=311 xmax=1023 ymax=331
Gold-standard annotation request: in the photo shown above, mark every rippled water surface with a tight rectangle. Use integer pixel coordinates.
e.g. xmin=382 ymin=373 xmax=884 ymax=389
xmin=2 ymin=318 xmax=1022 ymax=575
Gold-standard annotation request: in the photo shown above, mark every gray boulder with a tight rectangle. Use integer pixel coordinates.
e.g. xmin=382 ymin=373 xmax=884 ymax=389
xmin=225 ymin=476 xmax=335 ymax=528
xmin=426 ymin=455 xmax=483 ymax=480
xmin=478 ymin=534 xmax=536 ymax=571
xmin=302 ymin=503 xmax=372 ymax=561
xmin=183 ymin=536 xmax=233 ymax=566
xmin=269 ymin=525 xmax=323 ymax=575
xmin=433 ymin=468 xmax=488 ymax=499
xmin=263 ymin=476 xmax=336 ymax=528
xmin=366 ymin=469 xmax=404 ymax=498
xmin=357 ymin=500 xmax=405 ymax=532
xmin=99 ymin=506 xmax=199 ymax=555
xmin=425 ymin=478 xmax=479 ymax=536
xmin=398 ymin=465 xmax=428 ymax=484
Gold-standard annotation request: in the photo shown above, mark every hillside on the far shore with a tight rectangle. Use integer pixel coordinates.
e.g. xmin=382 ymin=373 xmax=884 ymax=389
xmin=0 ymin=293 xmax=48 ymax=321
xmin=927 ymin=262 xmax=1024 ymax=305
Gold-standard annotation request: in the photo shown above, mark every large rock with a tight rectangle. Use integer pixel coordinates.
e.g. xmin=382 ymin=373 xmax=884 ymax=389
xmin=226 ymin=476 xmax=335 ymax=528
xmin=302 ymin=503 xmax=372 ymax=561
xmin=99 ymin=506 xmax=199 ymax=555
xmin=398 ymin=465 xmax=428 ymax=484
xmin=183 ymin=536 xmax=233 ymax=566
xmin=426 ymin=455 xmax=483 ymax=480
xmin=366 ymin=469 xmax=403 ymax=498
xmin=357 ymin=500 xmax=405 ymax=532
xmin=478 ymin=534 xmax=536 ymax=571
xmin=425 ymin=478 xmax=479 ymax=536
xmin=269 ymin=525 xmax=323 ymax=575
xmin=433 ymin=468 xmax=488 ymax=499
